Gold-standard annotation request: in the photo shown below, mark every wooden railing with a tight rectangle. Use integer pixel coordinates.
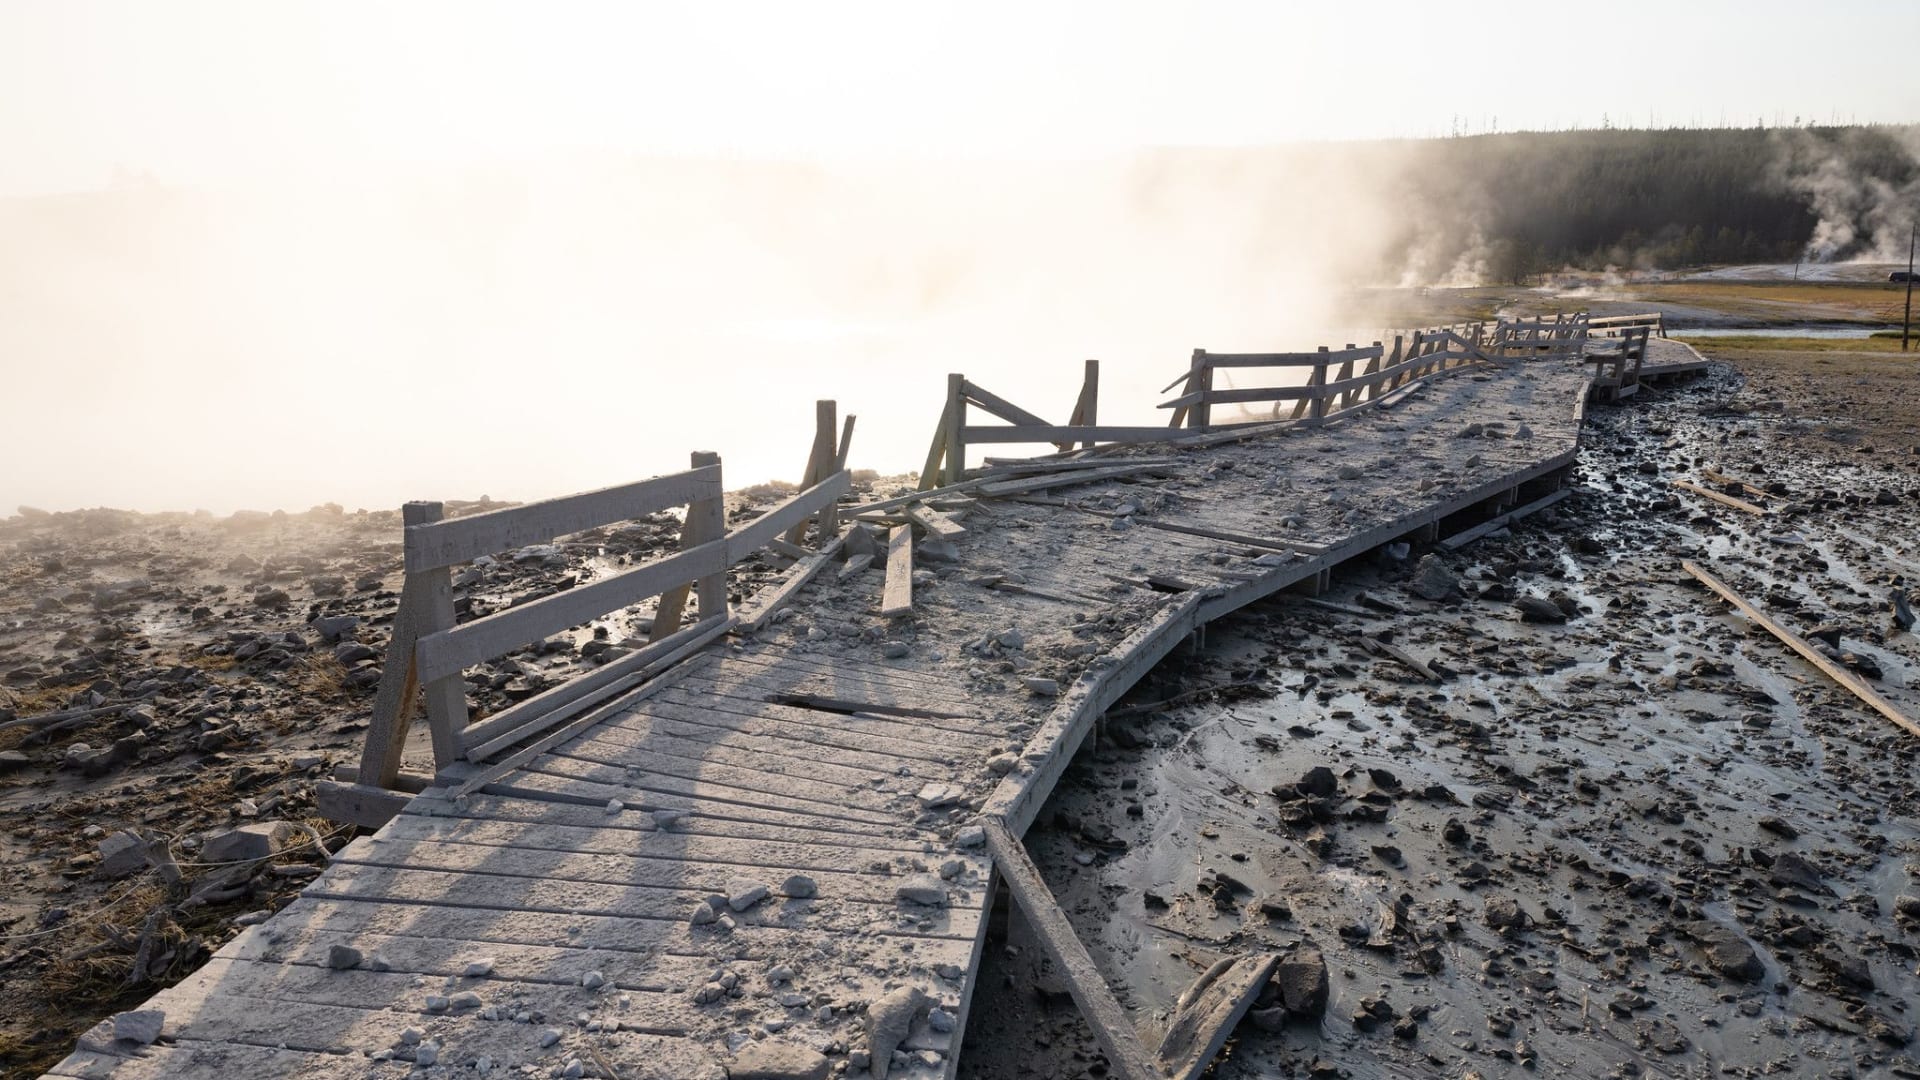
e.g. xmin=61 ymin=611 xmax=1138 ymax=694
xmin=1162 ymin=324 xmax=1494 ymax=431
xmin=915 ymin=315 xmax=1603 ymax=481
xmin=1587 ymin=311 xmax=1667 ymax=339
xmin=1585 ymin=325 xmax=1651 ymax=390
xmin=353 ymin=424 xmax=851 ymax=790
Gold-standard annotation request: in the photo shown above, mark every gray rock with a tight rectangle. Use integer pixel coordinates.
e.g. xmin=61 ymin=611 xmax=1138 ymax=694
xmin=896 ymin=876 xmax=948 ymax=907
xmin=1484 ymin=896 xmax=1532 ymax=933
xmin=953 ymin=824 xmax=987 ymax=848
xmin=915 ymin=782 xmax=965 ymax=808
xmin=311 ymin=615 xmax=360 ymax=642
xmin=1512 ymin=595 xmax=1567 ymax=623
xmin=1021 ymin=677 xmax=1059 ymax=696
xmin=729 ymin=1041 xmax=831 ymax=1080
xmin=728 ymin=880 xmax=771 ymax=912
xmin=1296 ymin=766 xmax=1338 ymax=798
xmin=111 ymin=1009 xmax=164 ymax=1045
xmin=1687 ymin=921 xmax=1765 ymax=983
xmin=782 ymin=874 xmax=818 ymax=899
xmin=326 ymin=944 xmax=363 ymax=970
xmin=1408 ymin=554 xmax=1460 ymax=601
xmin=864 ymin=986 xmax=928 ymax=1079
xmin=985 ymin=753 xmax=1018 ymax=775
xmin=1274 ymin=947 xmax=1329 ymax=1017
xmin=96 ymin=829 xmax=150 ymax=879
xmin=690 ymin=901 xmax=719 ymax=926
xmin=0 ymin=750 xmax=30 ymax=774
xmin=203 ymin=822 xmax=280 ymax=863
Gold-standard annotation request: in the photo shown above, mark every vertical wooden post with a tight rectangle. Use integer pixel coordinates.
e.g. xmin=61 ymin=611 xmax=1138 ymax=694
xmin=813 ymin=400 xmax=840 ymax=537
xmin=1079 ymin=359 xmax=1099 ymax=448
xmin=786 ymin=401 xmax=835 ymax=545
xmin=1333 ymin=344 xmax=1356 ymax=412
xmin=1306 ymin=346 xmax=1329 ymax=422
xmin=653 ymin=452 xmax=726 ymax=644
xmin=836 ymin=414 xmax=857 ymax=471
xmin=918 ymin=400 xmax=950 ymax=492
xmin=358 ymin=500 xmax=441 ymax=788
xmin=408 ymin=502 xmax=466 ymax=772
xmin=941 ymin=374 xmax=967 ymax=485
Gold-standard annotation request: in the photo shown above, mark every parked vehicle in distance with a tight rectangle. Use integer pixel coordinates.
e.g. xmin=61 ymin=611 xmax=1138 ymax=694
xmin=1891 ymin=271 xmax=1917 ymax=283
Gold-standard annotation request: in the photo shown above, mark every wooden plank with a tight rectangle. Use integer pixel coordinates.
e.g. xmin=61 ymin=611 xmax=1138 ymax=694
xmin=305 ymin=863 xmax=985 ymax=939
xmin=734 ymin=535 xmax=846 ymax=632
xmin=881 ymin=525 xmax=914 ymax=618
xmin=1355 ymin=634 xmax=1440 ymax=682
xmin=376 ymin=813 xmax=933 ymax=867
xmin=639 ymin=690 xmax=1000 ymax=754
xmin=314 ymin=779 xmax=410 ymax=829
xmin=333 ymin=835 xmax=984 ymax=908
xmin=919 ymin=398 xmax=952 ymax=491
xmin=1673 ymin=479 xmax=1768 ymax=516
xmin=567 ymin=709 xmax=958 ymax=782
xmin=962 ymin=380 xmax=1053 ymax=428
xmin=528 ymin=740 xmax=911 ymax=814
xmin=407 ymin=787 xmax=926 ymax=850
xmin=1156 ymin=954 xmax=1282 ymax=1080
xmin=975 ymin=462 xmax=1168 ymax=498
xmin=905 ymin=502 xmax=968 ymax=540
xmin=456 ymin=614 xmax=732 ymax=759
xmin=962 ymin=425 xmax=1181 ymax=445
xmin=250 ymin=894 xmax=979 ymax=961
xmin=1438 ymin=487 xmax=1571 ymax=550
xmin=478 ymin=766 xmax=909 ymax=836
xmin=724 ymin=470 xmax=853 ymax=562
xmin=1682 ymin=561 xmax=1920 ymax=740
xmin=49 ymin=1042 xmax=369 ymax=1080
xmin=1196 ymin=346 xmax=1378 ymax=367
xmin=403 ymin=465 xmax=721 ymax=572
xmin=456 ymin=614 xmax=729 ymax=761
xmin=984 ymin=819 xmax=1160 ymax=1080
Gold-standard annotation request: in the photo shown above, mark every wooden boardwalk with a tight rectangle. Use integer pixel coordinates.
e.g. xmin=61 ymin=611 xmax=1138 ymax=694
xmin=47 ymin=333 xmax=1708 ymax=1079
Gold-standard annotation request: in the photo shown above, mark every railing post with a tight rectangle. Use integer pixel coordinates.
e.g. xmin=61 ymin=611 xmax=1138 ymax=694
xmin=409 ymin=502 xmax=467 ymax=772
xmin=358 ymin=500 xmax=444 ymax=788
xmin=1333 ymin=344 xmax=1356 ymax=411
xmin=813 ymin=400 xmax=840 ymax=537
xmin=1190 ymin=351 xmax=1213 ymax=431
xmin=942 ymin=374 xmax=967 ymax=485
xmin=1078 ymin=359 xmax=1099 ymax=449
xmin=652 ymin=451 xmax=726 ymax=643
xmin=1307 ymin=346 xmax=1329 ymax=422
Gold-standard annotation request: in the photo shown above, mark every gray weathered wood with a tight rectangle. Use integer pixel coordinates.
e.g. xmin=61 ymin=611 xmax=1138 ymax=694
xmin=985 ymin=819 xmax=1160 ymax=1080
xmin=403 ymin=466 xmax=721 ymax=572
xmin=880 ymin=525 xmax=914 ymax=618
xmin=357 ymin=500 xmax=441 ymax=787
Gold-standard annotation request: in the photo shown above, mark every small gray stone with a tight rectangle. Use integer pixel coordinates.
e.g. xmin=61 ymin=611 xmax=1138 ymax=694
xmin=413 ymin=1042 xmax=439 ymax=1066
xmin=326 ymin=944 xmax=363 ymax=970
xmin=915 ymin=782 xmax=965 ymax=808
xmin=581 ymin=970 xmax=606 ymax=989
xmin=202 ymin=822 xmax=280 ymax=863
xmin=463 ymin=957 xmax=496 ymax=977
xmin=953 ymin=825 xmax=987 ymax=848
xmin=449 ymin=991 xmax=482 ymax=1010
xmin=690 ymin=901 xmax=719 ymax=925
xmin=782 ymin=874 xmax=818 ymax=899
xmin=111 ymin=1009 xmax=164 ymax=1045
xmin=96 ymin=830 xmax=149 ymax=879
xmin=881 ymin=642 xmax=910 ymax=659
xmin=1021 ymin=677 xmax=1059 ymax=696
xmin=728 ymin=879 xmax=771 ymax=911
xmin=538 ymin=1027 xmax=563 ymax=1048
xmin=928 ymin=1007 xmax=956 ymax=1033
xmin=653 ymin=809 xmax=685 ymax=830
xmin=985 ymin=753 xmax=1018 ymax=775
xmin=897 ymin=875 xmax=948 ymax=907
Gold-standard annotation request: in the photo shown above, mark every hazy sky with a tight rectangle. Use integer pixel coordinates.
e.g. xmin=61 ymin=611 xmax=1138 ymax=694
xmin=3 ymin=0 xmax=1917 ymax=195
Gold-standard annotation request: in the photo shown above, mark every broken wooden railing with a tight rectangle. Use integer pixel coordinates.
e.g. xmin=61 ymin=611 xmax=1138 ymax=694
xmin=1484 ymin=312 xmax=1590 ymax=360
xmin=329 ymin=438 xmax=852 ymax=823
xmin=921 ymin=361 xmax=1163 ymax=488
xmin=1161 ymin=328 xmax=1488 ymax=431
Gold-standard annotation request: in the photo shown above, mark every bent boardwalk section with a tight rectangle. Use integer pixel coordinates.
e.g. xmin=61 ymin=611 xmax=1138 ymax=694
xmin=48 ymin=341 xmax=1703 ymax=1079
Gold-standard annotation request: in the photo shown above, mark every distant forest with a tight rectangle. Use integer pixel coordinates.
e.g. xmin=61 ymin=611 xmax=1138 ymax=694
xmin=1389 ymin=125 xmax=1920 ymax=282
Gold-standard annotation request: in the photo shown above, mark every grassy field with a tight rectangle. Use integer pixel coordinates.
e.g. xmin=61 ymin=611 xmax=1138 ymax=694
xmin=1672 ymin=332 xmax=1920 ymax=354
xmin=1624 ymin=281 xmax=1910 ymax=324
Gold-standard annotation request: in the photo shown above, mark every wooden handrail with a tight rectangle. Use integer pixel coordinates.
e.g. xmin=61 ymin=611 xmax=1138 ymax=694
xmin=403 ymin=466 xmax=722 ymax=572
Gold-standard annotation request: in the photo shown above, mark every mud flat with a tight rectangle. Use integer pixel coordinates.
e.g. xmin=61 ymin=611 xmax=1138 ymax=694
xmin=963 ymin=357 xmax=1920 ymax=1078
